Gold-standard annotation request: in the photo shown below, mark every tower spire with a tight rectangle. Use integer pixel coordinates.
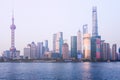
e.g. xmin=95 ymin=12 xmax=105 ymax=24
xmin=9 ymin=0 xmax=21 ymax=60
xmin=12 ymin=10 xmax=14 ymax=24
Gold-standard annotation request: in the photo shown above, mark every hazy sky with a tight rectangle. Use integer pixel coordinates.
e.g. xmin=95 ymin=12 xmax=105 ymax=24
xmin=0 ymin=0 xmax=120 ymax=55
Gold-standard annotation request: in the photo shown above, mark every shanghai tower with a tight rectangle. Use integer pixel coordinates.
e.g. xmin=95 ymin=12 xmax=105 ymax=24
xmin=91 ymin=6 xmax=101 ymax=60
xmin=92 ymin=7 xmax=98 ymax=37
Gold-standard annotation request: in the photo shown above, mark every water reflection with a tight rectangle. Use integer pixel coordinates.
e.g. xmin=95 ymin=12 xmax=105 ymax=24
xmin=2 ymin=63 xmax=23 ymax=79
xmin=0 ymin=62 xmax=120 ymax=80
xmin=80 ymin=62 xmax=91 ymax=80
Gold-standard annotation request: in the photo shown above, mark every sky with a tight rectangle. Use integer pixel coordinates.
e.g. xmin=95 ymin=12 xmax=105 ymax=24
xmin=0 ymin=0 xmax=120 ymax=55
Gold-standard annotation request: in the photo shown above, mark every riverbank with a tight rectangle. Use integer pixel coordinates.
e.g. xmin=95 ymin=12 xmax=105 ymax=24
xmin=0 ymin=59 xmax=120 ymax=63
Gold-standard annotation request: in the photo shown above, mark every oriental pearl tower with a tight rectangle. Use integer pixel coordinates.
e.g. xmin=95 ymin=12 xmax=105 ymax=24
xmin=10 ymin=12 xmax=16 ymax=58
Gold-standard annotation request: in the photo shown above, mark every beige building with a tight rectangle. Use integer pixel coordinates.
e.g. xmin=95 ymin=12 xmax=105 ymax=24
xmin=53 ymin=32 xmax=63 ymax=54
xmin=77 ymin=30 xmax=82 ymax=53
xmin=83 ymin=33 xmax=91 ymax=60
xmin=62 ymin=43 xmax=69 ymax=59
xmin=56 ymin=32 xmax=61 ymax=53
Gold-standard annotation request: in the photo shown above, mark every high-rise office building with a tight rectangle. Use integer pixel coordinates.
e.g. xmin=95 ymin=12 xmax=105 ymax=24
xmin=83 ymin=25 xmax=91 ymax=60
xmin=83 ymin=34 xmax=91 ymax=60
xmin=96 ymin=38 xmax=101 ymax=59
xmin=53 ymin=34 xmax=56 ymax=52
xmin=24 ymin=45 xmax=31 ymax=59
xmin=118 ymin=48 xmax=120 ymax=60
xmin=91 ymin=7 xmax=101 ymax=60
xmin=77 ymin=30 xmax=82 ymax=54
xmin=62 ymin=43 xmax=69 ymax=59
xmin=91 ymin=37 xmax=96 ymax=60
xmin=91 ymin=36 xmax=101 ymax=60
xmin=100 ymin=40 xmax=104 ymax=59
xmin=118 ymin=48 xmax=120 ymax=53
xmin=106 ymin=43 xmax=111 ymax=60
xmin=53 ymin=32 xmax=63 ymax=55
xmin=101 ymin=42 xmax=110 ymax=60
xmin=112 ymin=44 xmax=117 ymax=60
xmin=3 ymin=50 xmax=11 ymax=59
xmin=45 ymin=40 xmax=49 ymax=52
xmin=24 ymin=42 xmax=44 ymax=59
xmin=71 ymin=36 xmax=77 ymax=59
xmin=37 ymin=42 xmax=44 ymax=58
xmin=30 ymin=42 xmax=37 ymax=59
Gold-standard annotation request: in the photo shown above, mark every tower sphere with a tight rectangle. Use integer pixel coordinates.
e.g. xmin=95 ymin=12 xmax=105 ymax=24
xmin=10 ymin=24 xmax=16 ymax=29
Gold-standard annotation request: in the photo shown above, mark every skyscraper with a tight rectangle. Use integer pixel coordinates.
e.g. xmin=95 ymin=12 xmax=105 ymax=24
xmin=24 ymin=45 xmax=31 ymax=59
xmin=118 ymin=48 xmax=120 ymax=53
xmin=83 ymin=25 xmax=91 ymax=60
xmin=91 ymin=7 xmax=101 ymax=61
xmin=100 ymin=40 xmax=104 ymax=60
xmin=112 ymin=44 xmax=117 ymax=60
xmin=71 ymin=36 xmax=77 ymax=59
xmin=37 ymin=42 xmax=44 ymax=58
xmin=45 ymin=40 xmax=49 ymax=52
xmin=3 ymin=50 xmax=11 ymax=59
xmin=53 ymin=32 xmax=63 ymax=54
xmin=101 ymin=41 xmax=110 ymax=60
xmin=77 ymin=30 xmax=82 ymax=54
xmin=62 ymin=43 xmax=69 ymax=59
xmin=96 ymin=38 xmax=101 ymax=59
xmin=92 ymin=7 xmax=98 ymax=37
xmin=118 ymin=48 xmax=120 ymax=60
xmin=30 ymin=42 xmax=37 ymax=59
xmin=91 ymin=36 xmax=101 ymax=60
xmin=53 ymin=34 xmax=56 ymax=52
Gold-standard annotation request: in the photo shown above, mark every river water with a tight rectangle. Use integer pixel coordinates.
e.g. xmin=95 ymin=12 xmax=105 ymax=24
xmin=0 ymin=62 xmax=120 ymax=80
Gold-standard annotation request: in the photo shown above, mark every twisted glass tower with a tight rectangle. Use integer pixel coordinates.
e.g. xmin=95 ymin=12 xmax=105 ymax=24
xmin=91 ymin=7 xmax=101 ymax=60
xmin=92 ymin=7 xmax=98 ymax=37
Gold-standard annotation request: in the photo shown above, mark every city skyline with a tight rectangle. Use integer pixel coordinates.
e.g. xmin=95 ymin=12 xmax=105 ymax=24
xmin=0 ymin=0 xmax=120 ymax=55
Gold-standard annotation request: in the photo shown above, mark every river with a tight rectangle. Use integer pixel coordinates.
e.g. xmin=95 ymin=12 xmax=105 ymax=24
xmin=0 ymin=62 xmax=120 ymax=80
